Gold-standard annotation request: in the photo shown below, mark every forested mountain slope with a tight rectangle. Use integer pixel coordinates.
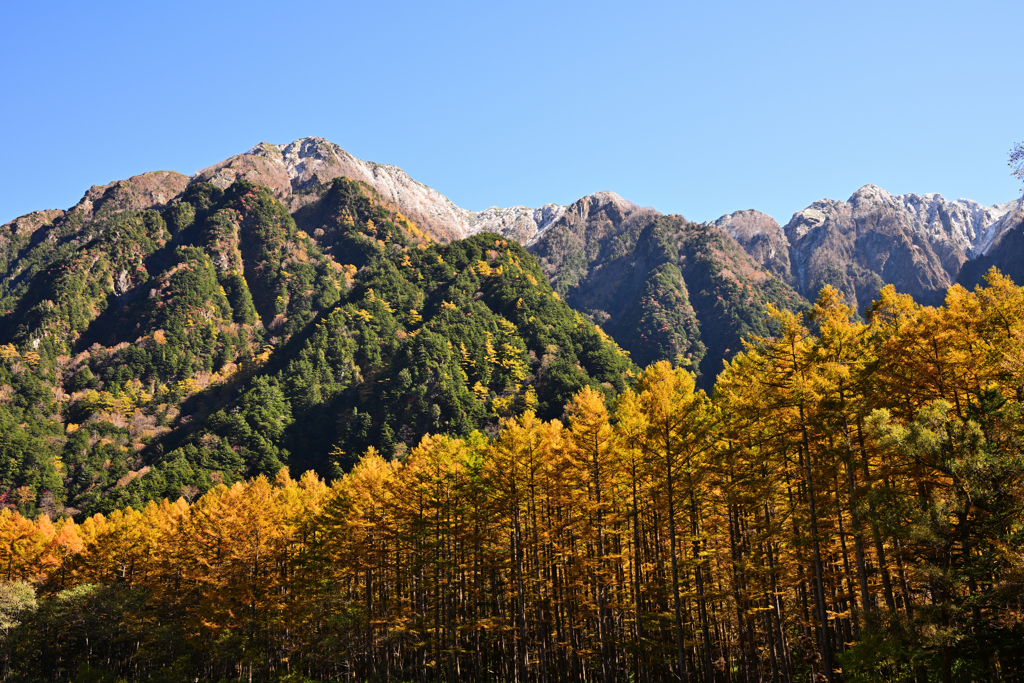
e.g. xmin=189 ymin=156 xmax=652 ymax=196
xmin=527 ymin=192 xmax=806 ymax=386
xmin=0 ymin=176 xmax=633 ymax=518
xmin=190 ymin=138 xmax=812 ymax=387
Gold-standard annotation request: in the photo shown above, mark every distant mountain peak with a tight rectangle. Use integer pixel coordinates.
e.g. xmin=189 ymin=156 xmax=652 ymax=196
xmin=713 ymin=209 xmax=792 ymax=284
xmin=196 ymin=138 xmax=645 ymax=247
xmin=717 ymin=184 xmax=1020 ymax=311
xmin=583 ymin=190 xmax=629 ymax=205
xmin=195 ymin=137 xmax=470 ymax=240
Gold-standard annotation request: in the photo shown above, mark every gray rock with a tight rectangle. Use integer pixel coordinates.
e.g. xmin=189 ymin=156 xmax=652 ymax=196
xmin=715 ymin=184 xmax=1019 ymax=312
xmin=713 ymin=210 xmax=792 ymax=284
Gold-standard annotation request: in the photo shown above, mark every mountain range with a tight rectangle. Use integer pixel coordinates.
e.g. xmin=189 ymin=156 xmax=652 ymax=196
xmin=1 ymin=136 xmax=1020 ymax=517
xmin=187 ymin=137 xmax=1024 ymax=364
xmin=188 ymin=136 xmax=1024 ymax=308
xmin=715 ymin=186 xmax=1022 ymax=312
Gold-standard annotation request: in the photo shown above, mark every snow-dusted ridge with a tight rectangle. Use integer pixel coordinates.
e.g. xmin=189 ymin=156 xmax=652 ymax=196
xmin=784 ymin=184 xmax=1020 ymax=258
xmin=189 ymin=137 xmax=575 ymax=244
xmin=465 ymin=204 xmax=569 ymax=245
xmin=193 ymin=138 xmax=1020 ymax=265
xmin=888 ymin=188 xmax=1018 ymax=258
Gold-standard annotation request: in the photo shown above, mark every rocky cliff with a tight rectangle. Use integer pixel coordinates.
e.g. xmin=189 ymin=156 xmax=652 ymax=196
xmin=193 ymin=137 xmax=576 ymax=244
xmin=714 ymin=184 xmax=1020 ymax=312
xmin=713 ymin=210 xmax=793 ymax=285
xmin=956 ymin=199 xmax=1024 ymax=289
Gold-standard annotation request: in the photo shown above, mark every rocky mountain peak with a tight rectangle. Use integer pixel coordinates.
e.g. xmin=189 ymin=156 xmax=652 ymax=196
xmin=73 ymin=170 xmax=189 ymax=222
xmin=197 ymin=138 xmax=632 ymax=246
xmin=784 ymin=198 xmax=847 ymax=243
xmin=713 ymin=209 xmax=792 ymax=283
xmin=192 ymin=139 xmax=681 ymax=248
xmin=562 ymin=191 xmax=644 ymax=226
xmin=585 ymin=190 xmax=630 ymax=207
xmin=464 ymin=191 xmax=646 ymax=246
xmin=3 ymin=209 xmax=65 ymax=239
xmin=714 ymin=209 xmax=781 ymax=241
xmin=466 ymin=203 xmax=567 ymax=245
xmin=198 ymin=138 xmax=683 ymax=248
xmin=248 ymin=137 xmax=348 ymax=191
xmin=768 ymin=183 xmax=1020 ymax=311
xmin=956 ymin=198 xmax=1024 ymax=289
xmin=195 ymin=137 xmax=469 ymax=240
xmin=850 ymin=183 xmax=890 ymax=201
xmin=246 ymin=137 xmax=405 ymax=195
xmin=844 ymin=183 xmax=1017 ymax=258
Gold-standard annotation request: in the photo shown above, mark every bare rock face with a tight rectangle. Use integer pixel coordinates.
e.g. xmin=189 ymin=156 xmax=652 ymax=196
xmin=743 ymin=184 xmax=1018 ymax=311
xmin=195 ymin=138 xmax=479 ymax=242
xmin=466 ymin=204 xmax=568 ymax=245
xmin=1 ymin=209 xmax=66 ymax=273
xmin=784 ymin=188 xmax=943 ymax=310
xmin=956 ymin=199 xmax=1024 ymax=289
xmin=898 ymin=193 xmax=1018 ymax=259
xmin=713 ymin=210 xmax=792 ymax=284
xmin=2 ymin=209 xmax=65 ymax=240
xmin=528 ymin=191 xmax=660 ymax=293
xmin=192 ymin=153 xmax=293 ymax=199
xmin=195 ymin=137 xmax=586 ymax=245
xmin=1 ymin=171 xmax=188 ymax=276
xmin=71 ymin=171 xmax=190 ymax=223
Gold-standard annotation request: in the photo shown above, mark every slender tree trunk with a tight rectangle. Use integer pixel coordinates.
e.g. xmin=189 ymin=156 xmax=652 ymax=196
xmin=857 ymin=419 xmax=897 ymax=613
xmin=836 ymin=390 xmax=872 ymax=632
xmin=667 ymin=448 xmax=690 ymax=683
xmin=844 ymin=458 xmax=872 ymax=617
xmin=692 ymin=494 xmax=714 ymax=683
xmin=764 ymin=502 xmax=792 ymax=683
xmin=513 ymin=507 xmax=528 ymax=683
xmin=799 ymin=406 xmax=835 ymax=683
xmin=632 ymin=468 xmax=648 ymax=683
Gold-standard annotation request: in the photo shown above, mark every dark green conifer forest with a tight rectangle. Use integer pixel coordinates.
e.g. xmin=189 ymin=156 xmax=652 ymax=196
xmin=0 ymin=177 xmax=636 ymax=519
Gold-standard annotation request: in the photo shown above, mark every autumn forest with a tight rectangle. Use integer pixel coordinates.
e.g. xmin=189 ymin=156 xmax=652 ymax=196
xmin=2 ymin=273 xmax=1024 ymax=683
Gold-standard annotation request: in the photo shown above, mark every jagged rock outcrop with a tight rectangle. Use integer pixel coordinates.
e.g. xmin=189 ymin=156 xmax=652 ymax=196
xmin=784 ymin=190 xmax=945 ymax=310
xmin=785 ymin=185 xmax=1019 ymax=310
xmin=899 ymin=192 xmax=1018 ymax=258
xmin=71 ymin=171 xmax=190 ymax=223
xmin=527 ymin=191 xmax=659 ymax=294
xmin=194 ymin=137 xmax=576 ymax=244
xmin=717 ymin=184 xmax=1019 ymax=312
xmin=1 ymin=172 xmax=188 ymax=292
xmin=195 ymin=137 xmax=618 ymax=246
xmin=1 ymin=209 xmax=66 ymax=276
xmin=191 ymin=152 xmax=293 ymax=198
xmin=466 ymin=204 xmax=567 ymax=245
xmin=194 ymin=138 xmax=472 ymax=241
xmin=713 ymin=210 xmax=792 ymax=284
xmin=2 ymin=209 xmax=66 ymax=239
xmin=956 ymin=199 xmax=1024 ymax=289
xmin=1 ymin=171 xmax=188 ymax=242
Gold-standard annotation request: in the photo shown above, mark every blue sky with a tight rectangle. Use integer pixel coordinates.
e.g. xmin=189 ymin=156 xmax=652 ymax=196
xmin=2 ymin=0 xmax=1021 ymax=226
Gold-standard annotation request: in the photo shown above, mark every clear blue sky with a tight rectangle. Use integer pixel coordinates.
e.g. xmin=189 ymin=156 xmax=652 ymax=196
xmin=2 ymin=0 xmax=1021 ymax=227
